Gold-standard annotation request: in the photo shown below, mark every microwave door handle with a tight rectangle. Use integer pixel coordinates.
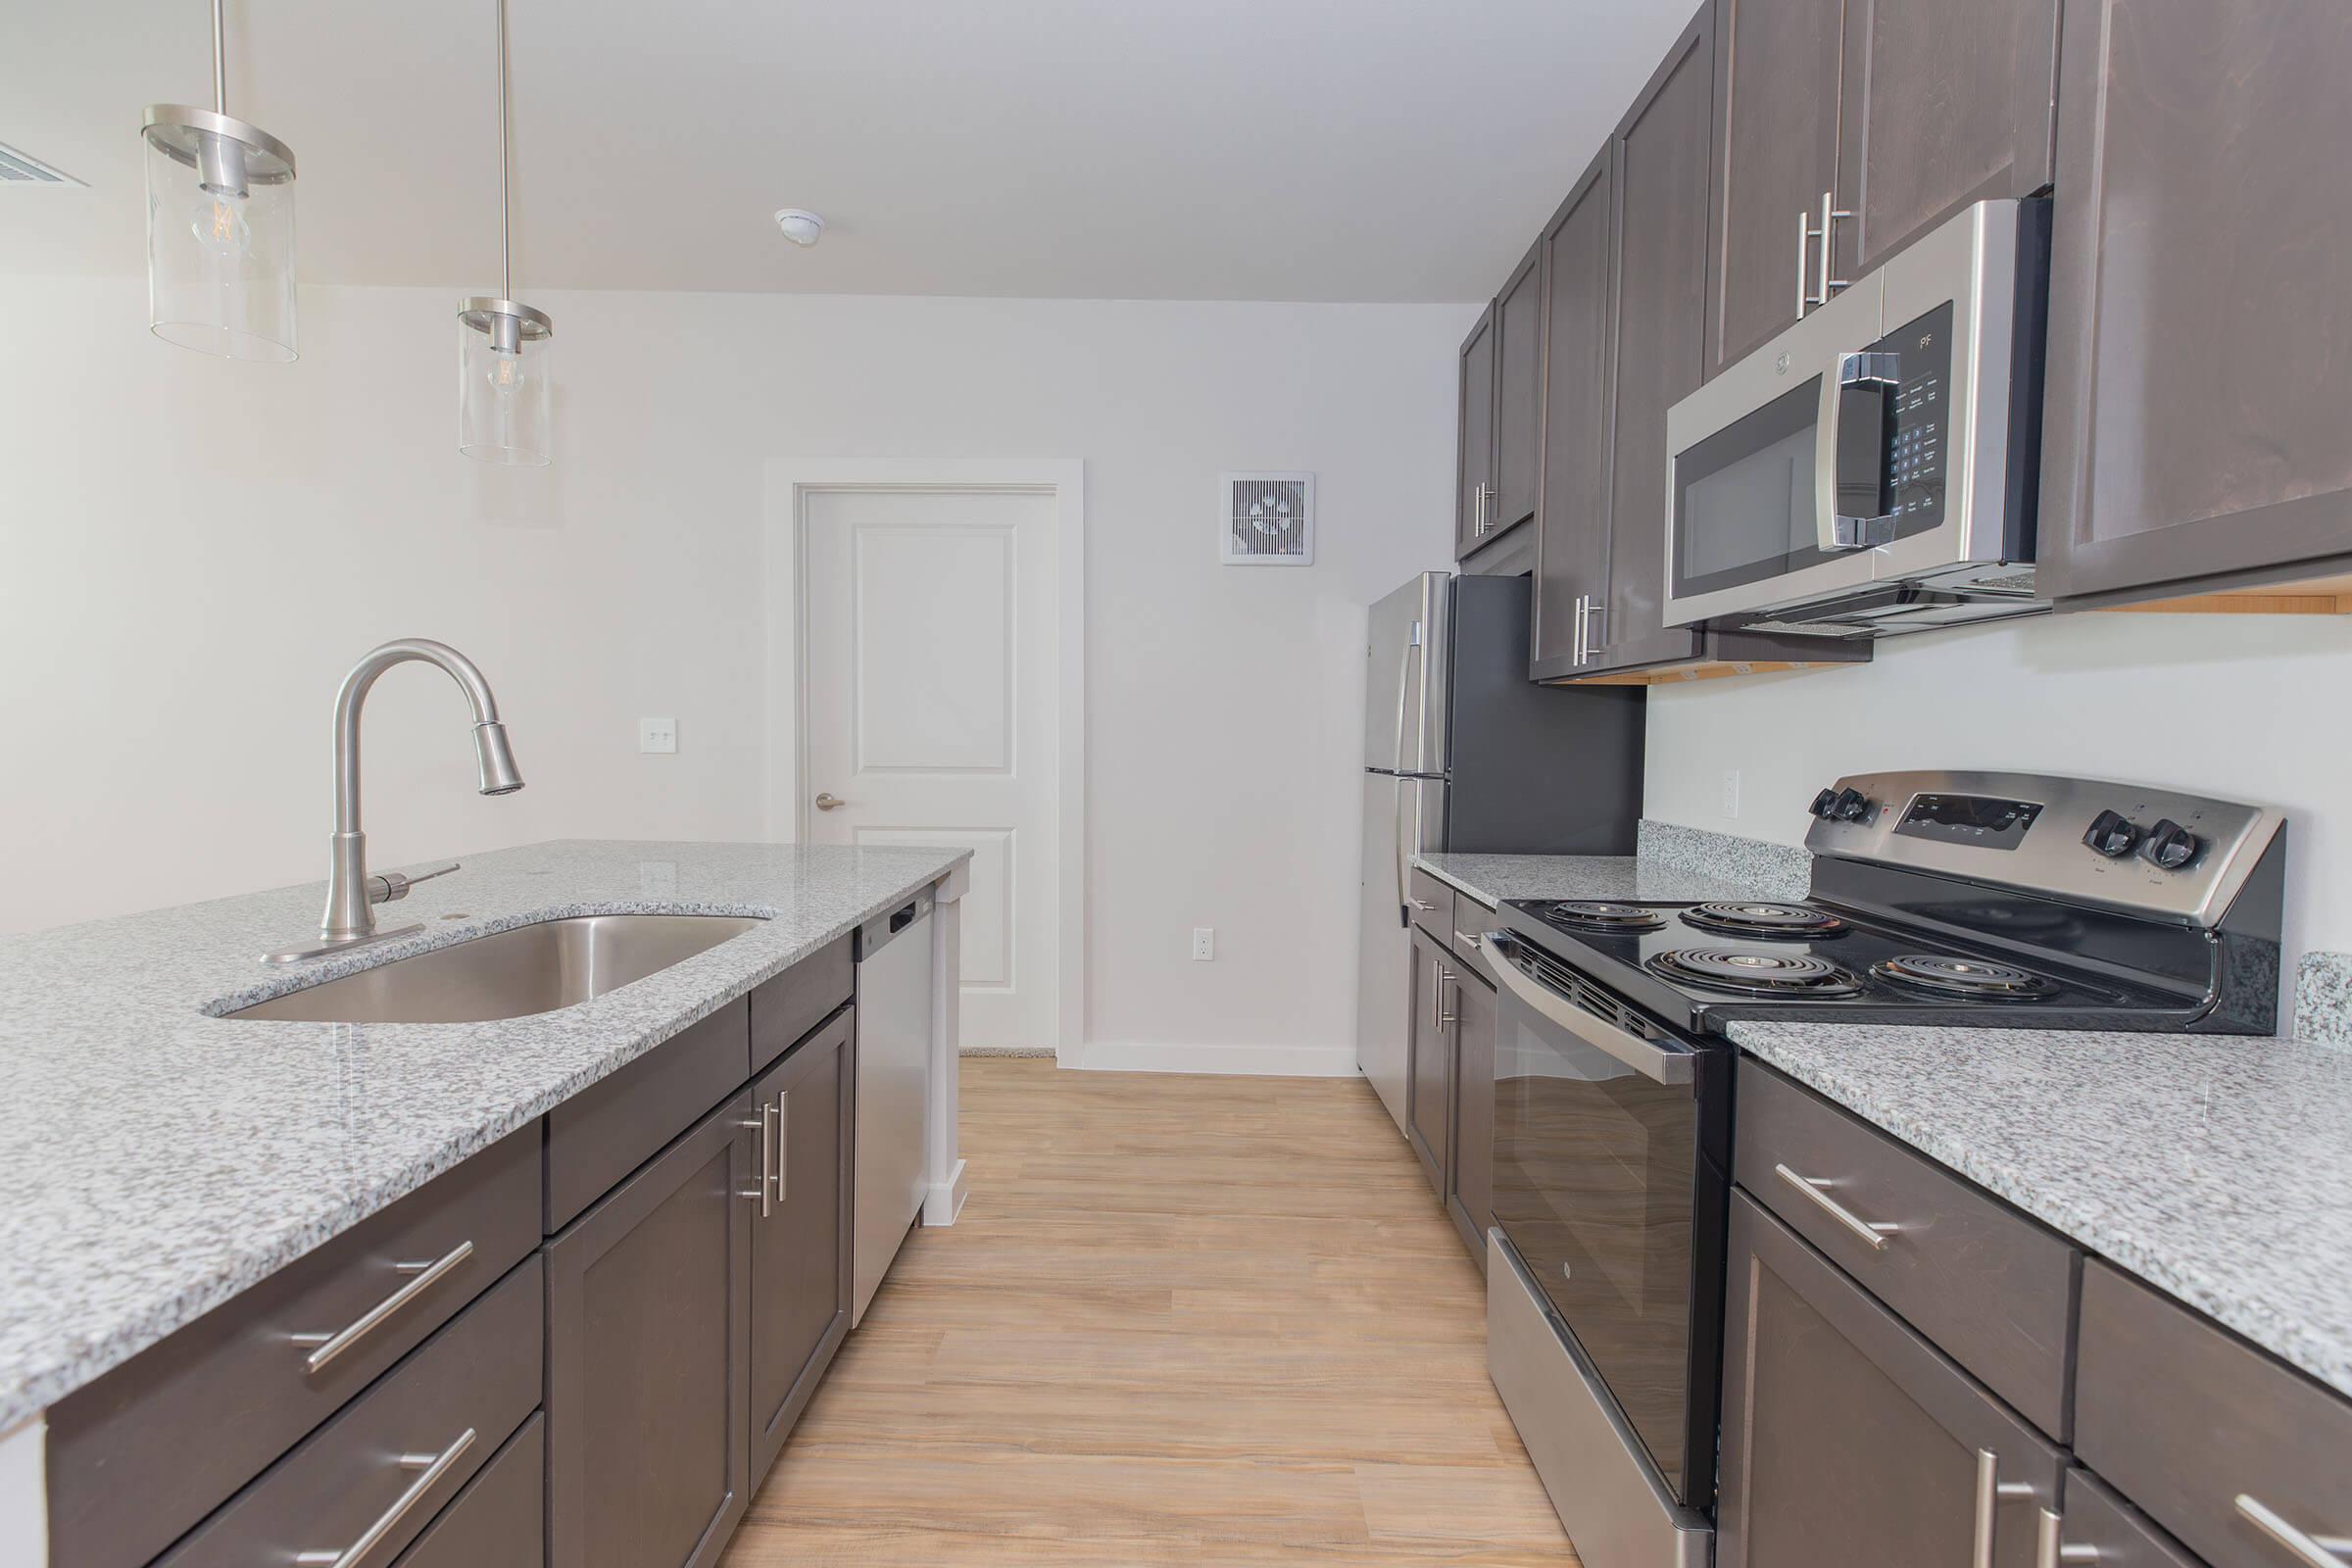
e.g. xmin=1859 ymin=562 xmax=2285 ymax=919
xmin=1479 ymin=935 xmax=1695 ymax=1087
xmin=1818 ymin=351 xmax=1903 ymax=552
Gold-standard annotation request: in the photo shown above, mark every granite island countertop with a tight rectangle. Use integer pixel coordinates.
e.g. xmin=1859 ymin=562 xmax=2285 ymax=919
xmin=1729 ymin=1018 xmax=2352 ymax=1400
xmin=0 ymin=839 xmax=969 ymax=1430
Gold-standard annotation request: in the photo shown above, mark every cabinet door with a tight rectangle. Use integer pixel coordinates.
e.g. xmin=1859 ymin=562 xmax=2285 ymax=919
xmin=1492 ymin=240 xmax=1544 ymax=539
xmin=1834 ymin=0 xmax=2057 ymax=281
xmin=1597 ymin=4 xmax=1714 ymax=673
xmin=1456 ymin=305 xmax=1498 ymax=559
xmin=1718 ymin=1193 xmax=2063 ymax=1568
xmin=1405 ymin=928 xmax=1454 ymax=1197
xmin=548 ymin=1095 xmax=755 ymax=1568
xmin=1444 ymin=963 xmax=1496 ymax=1266
xmin=1530 ymin=144 xmax=1618 ymax=681
xmin=2039 ymin=2 xmax=2352 ymax=602
xmin=749 ymin=1007 xmax=855 ymax=1478
xmin=1705 ymin=0 xmax=1843 ymax=380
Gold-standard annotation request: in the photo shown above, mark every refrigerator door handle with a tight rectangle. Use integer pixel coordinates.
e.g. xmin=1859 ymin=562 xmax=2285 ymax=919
xmin=1394 ymin=776 xmax=1411 ymax=927
xmin=1391 ymin=627 xmax=1419 ymax=775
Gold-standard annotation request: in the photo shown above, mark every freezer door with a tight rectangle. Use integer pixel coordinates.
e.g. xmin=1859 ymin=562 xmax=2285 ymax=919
xmin=1356 ymin=772 xmax=1448 ymax=1137
xmin=1364 ymin=572 xmax=1450 ymax=775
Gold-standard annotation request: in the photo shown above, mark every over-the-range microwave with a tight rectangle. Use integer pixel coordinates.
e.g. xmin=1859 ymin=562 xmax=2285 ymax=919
xmin=1661 ymin=198 xmax=2051 ymax=638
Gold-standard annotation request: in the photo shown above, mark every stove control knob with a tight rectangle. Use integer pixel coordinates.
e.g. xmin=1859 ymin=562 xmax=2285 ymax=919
xmin=2082 ymin=809 xmax=2141 ymax=858
xmin=1831 ymin=787 xmax=1872 ymax=823
xmin=1809 ymin=788 xmax=1839 ymax=818
xmin=2137 ymin=818 xmax=2201 ymax=871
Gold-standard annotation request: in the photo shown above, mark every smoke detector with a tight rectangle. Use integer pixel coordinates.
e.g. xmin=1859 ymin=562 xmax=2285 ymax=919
xmin=773 ymin=209 xmax=825 ymax=247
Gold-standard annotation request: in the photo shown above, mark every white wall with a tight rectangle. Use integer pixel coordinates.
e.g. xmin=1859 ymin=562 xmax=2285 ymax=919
xmin=0 ymin=276 xmax=1466 ymax=1069
xmin=1644 ymin=611 xmax=2352 ymax=993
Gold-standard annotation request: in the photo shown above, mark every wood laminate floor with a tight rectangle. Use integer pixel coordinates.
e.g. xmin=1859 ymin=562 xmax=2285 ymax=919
xmin=720 ymin=1057 xmax=1581 ymax=1567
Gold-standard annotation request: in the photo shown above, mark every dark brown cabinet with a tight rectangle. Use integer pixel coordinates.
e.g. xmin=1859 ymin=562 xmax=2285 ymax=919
xmin=547 ymin=1093 xmax=756 ymax=1568
xmin=1406 ymin=927 xmax=1453 ymax=1194
xmin=1443 ymin=958 xmax=1496 ymax=1265
xmin=1455 ymin=304 xmax=1497 ymax=559
xmin=1491 ymin=241 xmax=1544 ymax=542
xmin=1704 ymin=0 xmax=2056 ymax=382
xmin=1718 ymin=1193 xmax=2063 ymax=1568
xmin=2039 ymin=1 xmax=2352 ymax=606
xmin=1531 ymin=144 xmax=1617 ymax=676
xmin=749 ymin=1005 xmax=856 ymax=1477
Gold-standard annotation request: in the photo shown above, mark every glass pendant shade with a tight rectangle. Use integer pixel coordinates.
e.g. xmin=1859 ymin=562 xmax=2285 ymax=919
xmin=458 ymin=301 xmax=553 ymax=466
xmin=141 ymin=107 xmax=297 ymax=362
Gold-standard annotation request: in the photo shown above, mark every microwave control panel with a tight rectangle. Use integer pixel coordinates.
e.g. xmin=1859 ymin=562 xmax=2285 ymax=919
xmin=1875 ymin=299 xmax=1956 ymax=531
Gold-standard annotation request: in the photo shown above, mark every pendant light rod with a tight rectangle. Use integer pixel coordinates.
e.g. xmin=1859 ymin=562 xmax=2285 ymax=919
xmin=210 ymin=0 xmax=227 ymax=112
xmin=497 ymin=0 xmax=512 ymax=300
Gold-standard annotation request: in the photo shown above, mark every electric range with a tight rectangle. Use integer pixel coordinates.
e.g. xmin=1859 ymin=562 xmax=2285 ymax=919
xmin=1480 ymin=770 xmax=2287 ymax=1568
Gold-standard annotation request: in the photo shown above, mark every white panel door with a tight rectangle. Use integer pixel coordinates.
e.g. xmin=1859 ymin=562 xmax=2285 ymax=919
xmin=803 ymin=487 xmax=1059 ymax=1050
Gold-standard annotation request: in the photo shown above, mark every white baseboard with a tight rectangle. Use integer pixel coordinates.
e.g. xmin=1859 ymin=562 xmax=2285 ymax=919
xmin=1063 ymin=1041 xmax=1361 ymax=1078
xmin=922 ymin=1158 xmax=969 ymax=1227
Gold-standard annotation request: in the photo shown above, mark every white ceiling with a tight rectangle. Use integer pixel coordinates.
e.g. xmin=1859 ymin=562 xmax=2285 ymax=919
xmin=2 ymin=0 xmax=1692 ymax=302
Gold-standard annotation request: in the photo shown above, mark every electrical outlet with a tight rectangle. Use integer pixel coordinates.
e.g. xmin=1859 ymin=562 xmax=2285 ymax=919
xmin=1720 ymin=769 xmax=1740 ymax=818
xmin=638 ymin=716 xmax=677 ymax=755
xmin=1191 ymin=927 xmax=1215 ymax=961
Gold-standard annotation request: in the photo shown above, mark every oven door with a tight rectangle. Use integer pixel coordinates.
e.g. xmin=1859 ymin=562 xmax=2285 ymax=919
xmin=1481 ymin=933 xmax=1728 ymax=1512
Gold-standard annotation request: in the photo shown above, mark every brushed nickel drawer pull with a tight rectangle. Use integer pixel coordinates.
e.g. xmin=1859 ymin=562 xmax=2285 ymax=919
xmin=773 ymin=1090 xmax=791 ymax=1206
xmin=2034 ymin=1507 xmax=2099 ymax=1568
xmin=1972 ymin=1448 xmax=2038 ymax=1568
xmin=2235 ymin=1494 xmax=2352 ymax=1567
xmin=292 ymin=1240 xmax=474 ymax=1374
xmin=1409 ymin=898 xmax=1442 ymax=911
xmin=294 ymin=1426 xmax=475 ymax=1568
xmin=1774 ymin=1163 xmax=1899 ymax=1250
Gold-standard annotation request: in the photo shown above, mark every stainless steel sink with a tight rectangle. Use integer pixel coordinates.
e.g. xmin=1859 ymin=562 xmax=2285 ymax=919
xmin=228 ymin=914 xmax=765 ymax=1023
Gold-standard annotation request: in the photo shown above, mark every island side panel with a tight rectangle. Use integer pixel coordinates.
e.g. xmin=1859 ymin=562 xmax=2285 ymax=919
xmin=925 ymin=868 xmax=969 ymax=1226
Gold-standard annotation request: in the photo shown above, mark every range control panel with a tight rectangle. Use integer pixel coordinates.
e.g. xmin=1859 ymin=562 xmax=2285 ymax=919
xmin=1802 ymin=770 xmax=2283 ymax=927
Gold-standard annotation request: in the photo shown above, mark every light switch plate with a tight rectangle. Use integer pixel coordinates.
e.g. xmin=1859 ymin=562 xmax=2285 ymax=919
xmin=1720 ymin=769 xmax=1740 ymax=818
xmin=639 ymin=717 xmax=678 ymax=755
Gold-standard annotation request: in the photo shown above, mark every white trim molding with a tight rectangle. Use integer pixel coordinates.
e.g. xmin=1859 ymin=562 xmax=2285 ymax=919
xmin=1066 ymin=1042 xmax=1361 ymax=1078
xmin=763 ymin=458 xmax=1087 ymax=1065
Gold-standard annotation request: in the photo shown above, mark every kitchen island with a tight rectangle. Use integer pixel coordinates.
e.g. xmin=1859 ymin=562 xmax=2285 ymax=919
xmin=0 ymin=838 xmax=970 ymax=1566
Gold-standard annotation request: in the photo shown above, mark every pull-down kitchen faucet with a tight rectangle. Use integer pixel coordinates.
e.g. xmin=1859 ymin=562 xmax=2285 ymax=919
xmin=266 ymin=639 xmax=523 ymax=963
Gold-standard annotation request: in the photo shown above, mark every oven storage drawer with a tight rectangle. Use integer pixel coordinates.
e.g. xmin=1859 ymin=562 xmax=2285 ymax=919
xmin=154 ymin=1254 xmax=543 ymax=1568
xmin=45 ymin=1125 xmax=541 ymax=1568
xmin=2077 ymin=1261 xmax=2352 ymax=1568
xmin=1734 ymin=1058 xmax=2076 ymax=1438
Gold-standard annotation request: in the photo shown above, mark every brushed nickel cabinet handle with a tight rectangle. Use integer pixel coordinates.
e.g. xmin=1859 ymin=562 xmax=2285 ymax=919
xmin=1773 ymin=1163 xmax=1899 ymax=1250
xmin=1797 ymin=206 xmax=1814 ymax=318
xmin=294 ymin=1427 xmax=476 ymax=1568
xmin=1811 ymin=190 xmax=1855 ymax=306
xmin=1432 ymin=959 xmax=1454 ymax=1030
xmin=291 ymin=1240 xmax=474 ymax=1374
xmin=2235 ymin=1494 xmax=2352 ymax=1567
xmin=2035 ymin=1507 xmax=2099 ymax=1568
xmin=773 ymin=1091 xmax=791 ymax=1206
xmin=1410 ymin=898 xmax=1442 ymax=912
xmin=1972 ymin=1449 xmax=2038 ymax=1568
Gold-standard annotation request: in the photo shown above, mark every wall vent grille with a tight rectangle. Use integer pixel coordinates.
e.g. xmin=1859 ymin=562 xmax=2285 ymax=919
xmin=0 ymin=142 xmax=83 ymax=185
xmin=1219 ymin=471 xmax=1315 ymax=566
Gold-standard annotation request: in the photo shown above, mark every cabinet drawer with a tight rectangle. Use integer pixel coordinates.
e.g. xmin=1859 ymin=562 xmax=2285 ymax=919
xmin=2058 ymin=1468 xmax=2203 ymax=1568
xmin=547 ymin=996 xmax=750 ymax=1231
xmin=1735 ymin=1059 xmax=2078 ymax=1437
xmin=391 ymin=1412 xmax=545 ymax=1568
xmin=750 ymin=935 xmax=853 ymax=1073
xmin=2078 ymin=1261 xmax=2352 ymax=1568
xmin=46 ymin=1126 xmax=540 ymax=1568
xmin=1408 ymin=867 xmax=1455 ymax=943
xmin=156 ymin=1254 xmax=543 ymax=1568
xmin=1446 ymin=888 xmax=1495 ymax=976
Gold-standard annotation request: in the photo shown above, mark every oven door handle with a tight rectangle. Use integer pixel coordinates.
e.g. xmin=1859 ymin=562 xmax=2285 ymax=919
xmin=1480 ymin=934 xmax=1695 ymax=1087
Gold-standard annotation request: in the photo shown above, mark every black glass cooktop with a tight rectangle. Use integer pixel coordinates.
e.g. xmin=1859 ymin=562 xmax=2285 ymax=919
xmin=1495 ymin=896 xmax=2205 ymax=1034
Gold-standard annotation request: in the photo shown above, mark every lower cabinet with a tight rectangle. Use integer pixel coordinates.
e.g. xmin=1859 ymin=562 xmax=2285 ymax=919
xmin=1717 ymin=1192 xmax=2062 ymax=1568
xmin=1406 ymin=927 xmax=1454 ymax=1194
xmin=1444 ymin=958 xmax=1496 ymax=1265
xmin=547 ymin=1093 xmax=757 ymax=1568
xmin=390 ymin=1413 xmax=546 ymax=1568
xmin=750 ymin=1005 xmax=857 ymax=1477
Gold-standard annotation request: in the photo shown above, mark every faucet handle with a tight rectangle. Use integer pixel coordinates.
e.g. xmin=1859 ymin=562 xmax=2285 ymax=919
xmin=367 ymin=863 xmax=461 ymax=905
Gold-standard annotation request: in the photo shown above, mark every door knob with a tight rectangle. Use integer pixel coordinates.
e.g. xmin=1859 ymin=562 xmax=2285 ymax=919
xmin=813 ymin=792 xmax=845 ymax=811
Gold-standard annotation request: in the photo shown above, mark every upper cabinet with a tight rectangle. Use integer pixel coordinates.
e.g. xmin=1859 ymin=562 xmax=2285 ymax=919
xmin=2037 ymin=1 xmax=2352 ymax=606
xmin=1455 ymin=304 xmax=1497 ymax=559
xmin=1704 ymin=0 xmax=2057 ymax=382
xmin=1530 ymin=146 xmax=1617 ymax=675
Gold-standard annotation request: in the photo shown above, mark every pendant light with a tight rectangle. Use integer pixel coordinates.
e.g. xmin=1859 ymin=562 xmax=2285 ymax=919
xmin=458 ymin=0 xmax=553 ymax=465
xmin=141 ymin=0 xmax=298 ymax=361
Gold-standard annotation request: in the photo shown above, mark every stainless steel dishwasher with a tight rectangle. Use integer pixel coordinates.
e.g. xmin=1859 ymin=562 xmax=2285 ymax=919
xmin=853 ymin=889 xmax=933 ymax=1325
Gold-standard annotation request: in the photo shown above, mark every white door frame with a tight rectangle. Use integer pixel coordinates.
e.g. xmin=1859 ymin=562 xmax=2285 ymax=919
xmin=763 ymin=458 xmax=1086 ymax=1060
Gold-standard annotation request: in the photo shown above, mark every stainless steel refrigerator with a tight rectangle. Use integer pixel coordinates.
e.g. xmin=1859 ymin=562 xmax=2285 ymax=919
xmin=1356 ymin=571 xmax=1644 ymax=1135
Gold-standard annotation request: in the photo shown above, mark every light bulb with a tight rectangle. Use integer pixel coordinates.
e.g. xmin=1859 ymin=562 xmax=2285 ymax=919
xmin=485 ymin=347 xmax=528 ymax=391
xmin=189 ymin=191 xmax=252 ymax=258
